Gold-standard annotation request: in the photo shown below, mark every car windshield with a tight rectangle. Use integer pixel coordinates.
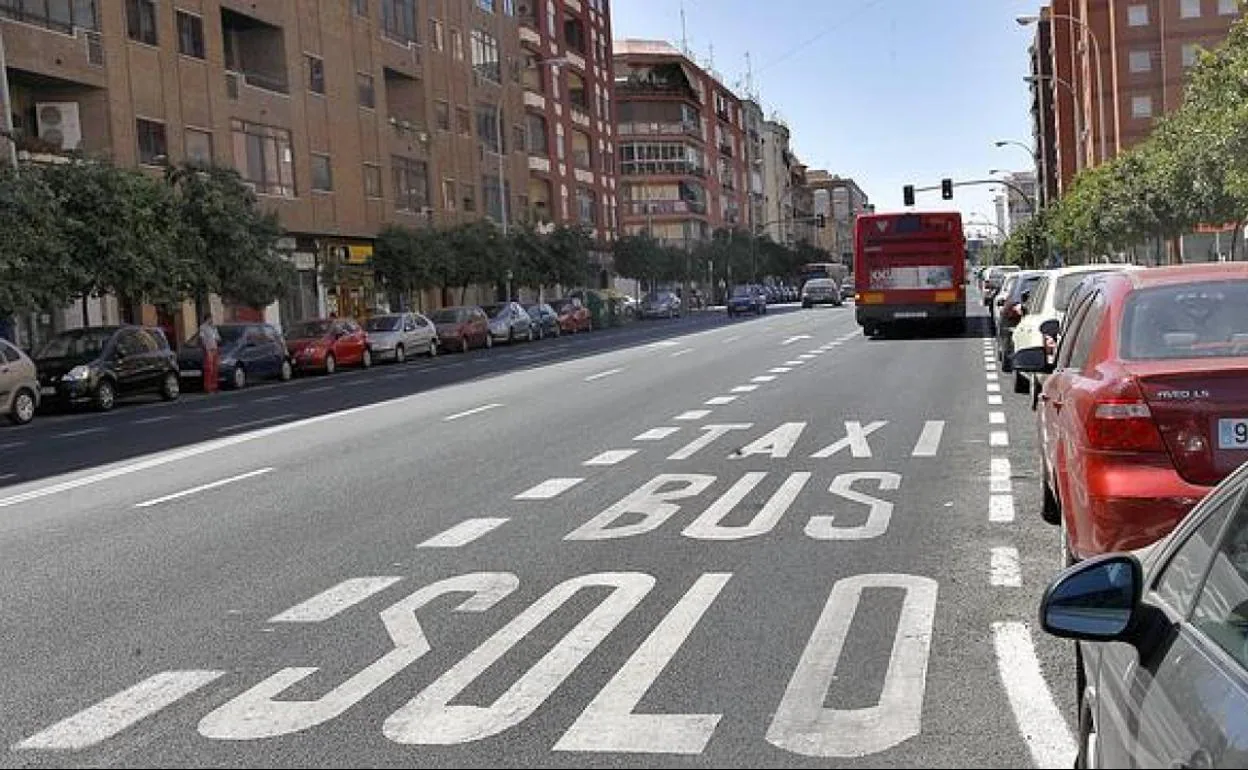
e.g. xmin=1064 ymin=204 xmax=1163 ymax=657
xmin=1122 ymin=281 xmax=1248 ymax=360
xmin=644 ymin=292 xmax=669 ymax=302
xmin=1055 ymin=270 xmax=1116 ymax=311
xmin=430 ymin=308 xmax=467 ymax=324
xmin=35 ymin=328 xmax=114 ymax=360
xmin=731 ymin=286 xmax=754 ymax=297
xmin=366 ymin=316 xmax=402 ymax=332
xmin=286 ymin=320 xmax=333 ymax=339
xmin=481 ymin=304 xmax=507 ymax=318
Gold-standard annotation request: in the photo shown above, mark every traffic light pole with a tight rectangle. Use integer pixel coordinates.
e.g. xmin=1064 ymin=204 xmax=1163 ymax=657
xmin=909 ymin=178 xmax=1037 ymax=214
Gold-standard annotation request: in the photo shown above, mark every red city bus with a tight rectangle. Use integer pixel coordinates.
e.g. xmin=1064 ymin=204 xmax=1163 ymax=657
xmin=853 ymin=211 xmax=967 ymax=337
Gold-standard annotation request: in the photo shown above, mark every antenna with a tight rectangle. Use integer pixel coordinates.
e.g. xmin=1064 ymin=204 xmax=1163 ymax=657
xmin=680 ymin=0 xmax=688 ymax=54
xmin=744 ymin=51 xmax=754 ymax=99
xmin=707 ymin=42 xmax=714 ymax=72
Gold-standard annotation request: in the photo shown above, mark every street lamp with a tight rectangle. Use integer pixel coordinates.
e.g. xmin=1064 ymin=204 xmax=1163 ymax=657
xmin=1017 ymin=13 xmax=1107 ymax=165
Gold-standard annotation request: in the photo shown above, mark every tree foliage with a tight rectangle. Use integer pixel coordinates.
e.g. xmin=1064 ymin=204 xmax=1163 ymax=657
xmin=0 ymin=166 xmax=73 ymax=318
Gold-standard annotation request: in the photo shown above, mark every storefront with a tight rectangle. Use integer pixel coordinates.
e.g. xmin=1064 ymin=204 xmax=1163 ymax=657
xmin=322 ymin=240 xmax=386 ymax=322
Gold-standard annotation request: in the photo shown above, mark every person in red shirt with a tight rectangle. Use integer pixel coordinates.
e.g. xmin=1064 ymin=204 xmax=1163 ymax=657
xmin=197 ymin=315 xmax=220 ymax=394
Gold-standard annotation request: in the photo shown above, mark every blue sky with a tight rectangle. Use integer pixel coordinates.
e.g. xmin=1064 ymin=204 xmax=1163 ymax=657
xmin=610 ymin=0 xmax=1044 ymax=241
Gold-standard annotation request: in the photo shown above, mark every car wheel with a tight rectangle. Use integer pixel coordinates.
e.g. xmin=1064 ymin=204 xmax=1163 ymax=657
xmin=362 ymin=348 xmax=373 ymax=368
xmin=230 ymin=365 xmax=247 ymax=390
xmin=1013 ymin=371 xmax=1030 ymax=394
xmin=428 ymin=339 xmax=438 ymax=357
xmin=94 ymin=379 xmax=116 ymax=411
xmin=9 ymin=388 xmax=36 ymax=425
xmin=395 ymin=344 xmax=406 ymax=364
xmin=279 ymin=359 xmax=293 ymax=381
xmin=160 ymin=371 xmax=180 ymax=401
xmin=324 ymin=354 xmax=337 ymax=375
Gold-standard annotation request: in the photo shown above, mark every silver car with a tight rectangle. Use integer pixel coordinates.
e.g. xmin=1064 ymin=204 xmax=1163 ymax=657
xmin=363 ymin=312 xmax=439 ymax=363
xmin=0 ymin=338 xmax=40 ymax=425
xmin=483 ymin=301 xmax=536 ymax=344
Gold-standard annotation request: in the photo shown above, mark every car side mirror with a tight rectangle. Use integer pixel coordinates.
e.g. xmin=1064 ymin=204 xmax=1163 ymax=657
xmin=1040 ymin=554 xmax=1162 ymax=655
xmin=1012 ymin=347 xmax=1053 ymax=373
xmin=1039 ymin=319 xmax=1060 ymax=339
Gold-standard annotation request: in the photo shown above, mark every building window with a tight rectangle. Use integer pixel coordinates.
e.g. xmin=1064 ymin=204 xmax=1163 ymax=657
xmin=231 ymin=119 xmax=296 ymax=197
xmin=513 ymin=125 xmax=526 ymax=154
xmin=471 ymin=29 xmax=500 ymax=82
xmin=1128 ymin=50 xmax=1151 ymax=72
xmin=482 ymin=174 xmax=506 ymax=221
xmin=126 ymin=0 xmax=157 ymax=45
xmin=1181 ymin=0 xmax=1201 ymax=17
xmin=311 ymin=154 xmax=333 ymax=191
xmin=392 ymin=156 xmax=430 ymax=212
xmin=1183 ymin=43 xmax=1202 ymax=67
xmin=431 ymin=19 xmax=444 ymax=51
xmin=477 ymin=0 xmax=496 ymax=11
xmin=185 ymin=128 xmax=213 ymax=166
xmin=363 ymin=163 xmax=382 ymax=198
xmin=357 ymin=73 xmax=376 ymax=108
xmin=476 ymin=103 xmax=502 ymax=153
xmin=176 ymin=11 xmax=204 ymax=58
xmin=352 ymin=0 xmax=368 ymax=17
xmin=1220 ymin=0 xmax=1238 ymax=14
xmin=576 ymin=187 xmax=597 ymax=225
xmin=1127 ymin=3 xmax=1149 ymax=25
xmin=463 ymin=183 xmax=476 ymax=212
xmin=443 ymin=179 xmax=456 ymax=210
xmin=451 ymin=28 xmax=464 ymax=60
xmin=504 ymin=0 xmax=515 ymax=15
xmin=456 ymin=106 xmax=471 ymax=134
xmin=526 ymin=113 xmax=548 ymax=155
xmin=381 ymin=0 xmax=416 ymax=43
xmin=434 ymin=100 xmax=451 ymax=130
xmin=1132 ymin=95 xmax=1153 ymax=118
xmin=307 ymin=55 xmax=325 ymax=94
xmin=0 ymin=0 xmax=99 ymax=32
xmin=136 ymin=118 xmax=166 ymax=165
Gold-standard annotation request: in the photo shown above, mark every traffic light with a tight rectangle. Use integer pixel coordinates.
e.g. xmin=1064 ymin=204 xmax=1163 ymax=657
xmin=816 ymin=213 xmax=826 ymax=228
xmin=903 ymin=185 xmax=915 ymax=206
xmin=941 ymin=178 xmax=954 ymax=200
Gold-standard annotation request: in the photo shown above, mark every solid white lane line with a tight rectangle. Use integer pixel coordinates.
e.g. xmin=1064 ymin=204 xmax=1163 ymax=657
xmin=911 ymin=420 xmax=946 ymax=457
xmin=195 ymin=404 xmax=235 ymax=413
xmin=731 ymin=385 xmax=759 ymax=393
xmin=304 ymin=385 xmax=334 ymax=393
xmin=781 ymin=334 xmax=812 ymax=346
xmin=418 ymin=517 xmax=509 ymax=548
xmin=515 ymin=477 xmax=585 ymax=499
xmin=784 ymin=360 xmax=804 ymax=366
xmin=269 ymin=576 xmax=404 ymax=622
xmin=991 ymin=547 xmax=1022 ymax=586
xmin=254 ymin=394 xmax=288 ymax=402
xmin=0 ymin=473 xmax=15 ymax=481
xmin=675 ymin=409 xmax=712 ymax=421
xmin=798 ymin=354 xmax=816 ymax=359
xmin=52 ymin=427 xmax=106 ymax=439
xmin=134 ymin=467 xmax=275 ymax=508
xmin=584 ymin=449 xmax=638 ymax=466
xmin=768 ymin=367 xmax=793 ymax=374
xmin=14 ymin=670 xmax=225 ymax=750
xmin=992 ymin=622 xmax=1077 ymax=769
xmin=670 ymin=348 xmax=695 ymax=357
xmin=635 ymin=427 xmax=679 ymax=441
xmin=133 ymin=415 xmax=175 ymax=425
xmin=217 ymin=414 xmax=297 ymax=433
xmin=443 ymin=403 xmax=503 ymax=421
xmin=990 ymin=431 xmax=1010 ymax=447
xmin=989 ymin=494 xmax=1016 ymax=523
xmin=989 ymin=411 xmax=1006 ymax=424
xmin=988 ymin=394 xmax=1004 ymax=405
xmin=990 ymin=458 xmax=1012 ymax=493
xmin=751 ymin=375 xmax=777 ymax=383
xmin=585 ymin=367 xmax=624 ymax=382
xmin=705 ymin=396 xmax=738 ymax=405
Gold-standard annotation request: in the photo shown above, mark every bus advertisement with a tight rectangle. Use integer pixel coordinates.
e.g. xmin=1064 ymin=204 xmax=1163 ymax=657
xmin=853 ymin=211 xmax=967 ymax=336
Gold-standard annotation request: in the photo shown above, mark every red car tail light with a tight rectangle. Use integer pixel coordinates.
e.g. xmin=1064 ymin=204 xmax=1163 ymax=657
xmin=1086 ymin=379 xmax=1166 ymax=452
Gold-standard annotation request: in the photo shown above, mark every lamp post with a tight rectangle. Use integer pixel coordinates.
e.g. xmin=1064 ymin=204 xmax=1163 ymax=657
xmin=1025 ymin=74 xmax=1084 ymax=172
xmin=994 ymin=139 xmax=1040 ymax=208
xmin=1018 ymin=13 xmax=1107 ymax=165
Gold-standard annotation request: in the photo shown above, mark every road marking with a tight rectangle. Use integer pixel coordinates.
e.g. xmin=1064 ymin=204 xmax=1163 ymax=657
xmin=195 ymin=404 xmax=236 ymax=413
xmin=133 ymin=415 xmax=175 ymax=425
xmin=992 ymin=622 xmax=1077 ymax=769
xmin=635 ymin=427 xmax=679 ymax=441
xmin=418 ymin=518 xmax=509 ymax=548
xmin=515 ymin=477 xmax=585 ymax=499
xmin=987 ymin=383 xmax=1001 ymax=393
xmin=722 ymin=335 xmax=740 ymax=344
xmin=990 ymin=458 xmax=1012 ymax=493
xmin=989 ymin=494 xmax=1016 ymax=523
xmin=0 ymin=440 xmax=27 ymax=451
xmin=304 ymin=385 xmax=334 ymax=393
xmin=990 ymin=547 xmax=1022 ymax=587
xmin=784 ymin=360 xmax=804 ymax=366
xmin=730 ymin=385 xmax=759 ymax=393
xmin=988 ymin=394 xmax=1003 ymax=405
xmin=0 ymin=473 xmax=15 ymax=481
xmin=989 ymin=411 xmax=1006 ymax=424
xmin=751 ymin=375 xmax=776 ymax=383
xmin=254 ymin=394 xmax=288 ymax=402
xmin=674 ymin=410 xmax=711 ymax=421
xmin=444 ymin=403 xmax=503 ymax=421
xmin=798 ymin=354 xmax=816 ymax=360
xmin=269 ymin=576 xmax=405 ymax=622
xmin=781 ymin=334 xmax=812 ymax=346
xmin=990 ymin=431 xmax=1010 ymax=447
xmin=14 ymin=670 xmax=225 ymax=750
xmin=670 ymin=348 xmax=695 ymax=358
xmin=985 ymin=372 xmax=999 ymax=382
xmin=52 ymin=426 xmax=106 ymax=439
xmin=911 ymin=420 xmax=945 ymax=457
xmin=768 ymin=367 xmax=792 ymax=374
xmin=584 ymin=449 xmax=638 ymax=466
xmin=649 ymin=340 xmax=680 ymax=348
xmin=705 ymin=396 xmax=737 ymax=405
xmin=134 ymin=467 xmax=275 ymax=508
xmin=585 ymin=368 xmax=624 ymax=382
xmin=217 ymin=414 xmax=297 ymax=433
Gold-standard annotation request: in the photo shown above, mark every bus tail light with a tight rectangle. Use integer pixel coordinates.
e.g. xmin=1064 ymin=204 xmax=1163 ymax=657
xmin=859 ymin=293 xmax=884 ymax=305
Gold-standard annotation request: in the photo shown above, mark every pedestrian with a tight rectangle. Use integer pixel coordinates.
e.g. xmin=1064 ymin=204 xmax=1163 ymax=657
xmin=198 ymin=313 xmax=220 ymax=394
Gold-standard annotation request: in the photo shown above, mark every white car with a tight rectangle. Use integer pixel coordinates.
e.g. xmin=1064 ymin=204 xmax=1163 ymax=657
xmin=1009 ymin=263 xmax=1139 ymax=394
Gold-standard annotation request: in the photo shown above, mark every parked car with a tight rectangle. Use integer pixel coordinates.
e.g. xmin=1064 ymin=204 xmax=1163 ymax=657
xmin=1016 ymin=263 xmax=1248 ymax=563
xmin=996 ymin=269 xmax=1048 ymax=375
xmin=524 ymin=303 xmax=561 ymax=339
xmin=364 ymin=312 xmax=439 ymax=363
xmin=639 ymin=291 xmax=682 ymax=319
xmin=179 ymin=322 xmax=292 ymax=390
xmin=430 ymin=306 xmax=491 ymax=352
xmin=1039 ymin=457 xmax=1248 ymax=769
xmin=549 ymin=297 xmax=593 ymax=332
xmin=285 ymin=318 xmax=372 ymax=374
xmin=33 ymin=325 xmax=180 ymax=411
xmin=0 ymin=338 xmax=40 ymax=424
xmin=483 ymin=301 xmax=536 ymax=344
xmin=726 ymin=285 xmax=767 ymax=316
xmin=982 ymin=265 xmax=1020 ymax=307
xmin=801 ymin=278 xmax=843 ymax=308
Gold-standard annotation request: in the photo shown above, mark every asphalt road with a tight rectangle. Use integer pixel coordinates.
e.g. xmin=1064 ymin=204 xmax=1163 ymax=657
xmin=0 ymin=300 xmax=1077 ymax=769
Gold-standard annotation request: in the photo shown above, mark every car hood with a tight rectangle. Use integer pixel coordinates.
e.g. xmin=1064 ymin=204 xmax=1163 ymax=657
xmin=33 ymin=354 xmax=99 ymax=377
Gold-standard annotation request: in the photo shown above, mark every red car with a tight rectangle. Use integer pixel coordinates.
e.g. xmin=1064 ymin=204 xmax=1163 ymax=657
xmin=1017 ymin=263 xmax=1248 ymax=563
xmin=429 ymin=305 xmax=491 ymax=353
xmin=285 ymin=318 xmax=372 ymax=374
xmin=549 ymin=297 xmax=592 ymax=333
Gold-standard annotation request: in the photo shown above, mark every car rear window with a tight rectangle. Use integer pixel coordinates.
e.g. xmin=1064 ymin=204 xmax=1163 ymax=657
xmin=1055 ymin=270 xmax=1115 ymax=311
xmin=1121 ymin=281 xmax=1248 ymax=360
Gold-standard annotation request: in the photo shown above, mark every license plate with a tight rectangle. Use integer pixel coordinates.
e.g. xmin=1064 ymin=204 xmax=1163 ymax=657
xmin=894 ymin=311 xmax=928 ymax=319
xmin=1218 ymin=418 xmax=1248 ymax=449
xmin=181 ymin=369 xmax=202 ymax=378
xmin=40 ymin=386 xmax=56 ymax=396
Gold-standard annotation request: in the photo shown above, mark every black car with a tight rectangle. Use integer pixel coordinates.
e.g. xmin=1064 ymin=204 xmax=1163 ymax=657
xmin=34 ymin=325 xmax=180 ymax=411
xmin=1041 ymin=458 xmax=1248 ymax=769
xmin=178 ymin=322 xmax=293 ymax=390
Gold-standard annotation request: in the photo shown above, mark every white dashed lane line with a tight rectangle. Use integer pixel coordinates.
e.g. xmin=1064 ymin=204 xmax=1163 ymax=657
xmin=990 ymin=431 xmax=1010 ymax=447
xmin=988 ymin=394 xmax=1004 ymax=405
xmin=989 ymin=494 xmax=1016 ymax=523
xmin=731 ymin=385 xmax=759 ymax=393
xmin=583 ymin=449 xmax=639 ymax=466
xmin=990 ymin=458 xmax=1012 ymax=493
xmin=52 ymin=427 xmax=106 ymax=439
xmin=674 ymin=409 xmax=712 ymax=421
xmin=989 ymin=411 xmax=1006 ymax=424
xmin=418 ymin=518 xmax=509 ymax=548
xmin=514 ymin=477 xmax=585 ymax=500
xmin=990 ymin=547 xmax=1022 ymax=587
xmin=443 ymin=403 xmax=503 ymax=421
xmin=584 ymin=368 xmax=624 ymax=382
xmin=705 ymin=396 xmax=738 ymax=405
xmin=635 ymin=427 xmax=680 ymax=441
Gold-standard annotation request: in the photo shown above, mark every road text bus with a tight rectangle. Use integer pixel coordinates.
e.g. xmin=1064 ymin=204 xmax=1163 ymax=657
xmin=853 ymin=211 xmax=967 ymax=336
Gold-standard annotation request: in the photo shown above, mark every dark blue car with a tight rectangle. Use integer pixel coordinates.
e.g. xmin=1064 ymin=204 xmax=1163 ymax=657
xmin=726 ymin=285 xmax=767 ymax=317
xmin=178 ymin=322 xmax=292 ymax=390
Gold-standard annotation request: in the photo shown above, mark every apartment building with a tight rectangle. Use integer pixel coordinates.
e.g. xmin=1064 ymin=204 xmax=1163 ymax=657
xmin=1 ymin=0 xmax=528 ymax=343
xmin=613 ymin=39 xmax=749 ymax=251
xmin=807 ymin=171 xmax=869 ymax=264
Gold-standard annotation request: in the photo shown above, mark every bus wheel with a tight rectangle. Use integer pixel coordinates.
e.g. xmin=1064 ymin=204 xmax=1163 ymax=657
xmin=862 ymin=323 xmax=877 ymax=338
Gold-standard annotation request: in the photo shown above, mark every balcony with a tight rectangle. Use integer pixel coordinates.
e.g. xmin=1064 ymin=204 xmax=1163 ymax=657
xmin=529 ymin=155 xmax=552 ymax=172
xmin=519 ymin=25 xmax=540 ymax=45
xmin=222 ymin=8 xmax=289 ymax=95
xmin=570 ymin=108 xmax=591 ymax=128
xmin=718 ymin=141 xmax=733 ymax=158
xmin=574 ymin=168 xmax=594 ymax=184
xmin=565 ymin=50 xmax=586 ymax=71
xmin=0 ymin=15 xmax=107 ymax=87
xmin=617 ymin=121 xmax=703 ymax=141
xmin=615 ymin=78 xmax=699 ymax=102
xmin=620 ymin=162 xmax=707 ymax=178
xmin=624 ymin=200 xmax=707 ymax=216
xmin=524 ymin=90 xmax=546 ymax=109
